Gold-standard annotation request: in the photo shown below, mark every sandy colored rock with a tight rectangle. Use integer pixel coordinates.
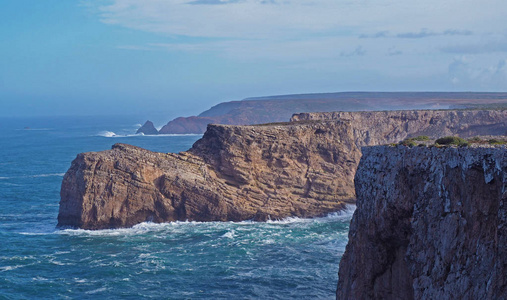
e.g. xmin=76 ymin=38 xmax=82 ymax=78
xmin=58 ymin=109 xmax=507 ymax=229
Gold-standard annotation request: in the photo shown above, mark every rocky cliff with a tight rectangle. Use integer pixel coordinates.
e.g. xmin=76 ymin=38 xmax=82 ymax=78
xmin=292 ymin=110 xmax=507 ymax=146
xmin=337 ymin=146 xmax=507 ymax=299
xmin=157 ymin=92 xmax=507 ymax=134
xmin=58 ymin=109 xmax=507 ymax=229
xmin=58 ymin=121 xmax=360 ymax=229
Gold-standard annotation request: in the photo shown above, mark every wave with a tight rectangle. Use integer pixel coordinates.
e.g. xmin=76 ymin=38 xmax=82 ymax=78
xmin=96 ymin=131 xmax=202 ymax=138
xmin=266 ymin=204 xmax=356 ymax=224
xmin=0 ymin=173 xmax=65 ymax=180
xmin=58 ymin=205 xmax=356 ymax=236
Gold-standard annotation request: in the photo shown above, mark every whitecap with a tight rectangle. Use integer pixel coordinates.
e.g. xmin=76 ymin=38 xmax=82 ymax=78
xmin=85 ymin=287 xmax=108 ymax=294
xmin=265 ymin=204 xmax=356 ymax=224
xmin=96 ymin=131 xmax=117 ymax=137
xmin=29 ymin=173 xmax=65 ymax=178
xmin=0 ymin=265 xmax=24 ymax=272
xmin=222 ymin=230 xmax=235 ymax=239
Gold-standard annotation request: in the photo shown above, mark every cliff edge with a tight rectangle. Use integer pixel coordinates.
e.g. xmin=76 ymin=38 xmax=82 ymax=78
xmin=337 ymin=146 xmax=507 ymax=299
xmin=58 ymin=109 xmax=507 ymax=229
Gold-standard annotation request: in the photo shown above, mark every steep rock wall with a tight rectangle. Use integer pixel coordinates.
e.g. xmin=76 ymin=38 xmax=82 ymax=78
xmin=337 ymin=146 xmax=507 ymax=299
xmin=59 ymin=109 xmax=507 ymax=229
xmin=59 ymin=121 xmax=360 ymax=229
xmin=293 ymin=110 xmax=507 ymax=146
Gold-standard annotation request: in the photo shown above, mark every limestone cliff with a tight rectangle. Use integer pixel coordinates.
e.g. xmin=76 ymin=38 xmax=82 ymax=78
xmin=337 ymin=146 xmax=507 ymax=299
xmin=58 ymin=109 xmax=507 ymax=229
xmin=292 ymin=110 xmax=507 ymax=146
xmin=158 ymin=92 xmax=507 ymax=134
xmin=58 ymin=121 xmax=360 ymax=229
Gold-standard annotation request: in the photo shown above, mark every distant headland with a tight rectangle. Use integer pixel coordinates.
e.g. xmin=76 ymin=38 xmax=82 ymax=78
xmin=137 ymin=92 xmax=507 ymax=135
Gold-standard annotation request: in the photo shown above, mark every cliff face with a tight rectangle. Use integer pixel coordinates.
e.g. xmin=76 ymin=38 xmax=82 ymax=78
xmin=59 ymin=121 xmax=360 ymax=229
xmin=337 ymin=146 xmax=507 ymax=300
xmin=158 ymin=92 xmax=507 ymax=134
xmin=292 ymin=110 xmax=507 ymax=146
xmin=59 ymin=109 xmax=507 ymax=229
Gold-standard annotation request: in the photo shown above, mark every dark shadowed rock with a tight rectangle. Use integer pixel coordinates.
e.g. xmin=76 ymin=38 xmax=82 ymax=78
xmin=136 ymin=120 xmax=159 ymax=135
xmin=337 ymin=146 xmax=507 ymax=300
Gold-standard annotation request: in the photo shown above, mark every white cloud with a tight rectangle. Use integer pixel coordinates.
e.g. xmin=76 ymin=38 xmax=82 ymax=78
xmin=93 ymin=0 xmax=506 ymax=39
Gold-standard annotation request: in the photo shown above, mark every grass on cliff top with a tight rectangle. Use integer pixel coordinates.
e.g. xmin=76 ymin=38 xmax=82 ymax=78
xmin=394 ymin=135 xmax=507 ymax=148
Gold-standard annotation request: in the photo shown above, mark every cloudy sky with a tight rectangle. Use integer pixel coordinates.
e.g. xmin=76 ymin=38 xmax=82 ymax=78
xmin=1 ymin=0 xmax=506 ymax=117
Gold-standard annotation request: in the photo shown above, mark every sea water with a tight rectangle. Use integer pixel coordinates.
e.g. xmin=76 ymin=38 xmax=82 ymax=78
xmin=0 ymin=115 xmax=353 ymax=299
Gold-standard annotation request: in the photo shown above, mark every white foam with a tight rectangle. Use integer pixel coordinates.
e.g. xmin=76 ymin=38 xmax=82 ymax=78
xmin=30 ymin=173 xmax=65 ymax=178
xmin=97 ymin=131 xmax=117 ymax=137
xmin=266 ymin=204 xmax=356 ymax=224
xmin=58 ymin=205 xmax=356 ymax=236
xmin=222 ymin=230 xmax=235 ymax=239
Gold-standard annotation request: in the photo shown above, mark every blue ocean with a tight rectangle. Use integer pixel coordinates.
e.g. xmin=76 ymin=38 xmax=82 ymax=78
xmin=0 ymin=115 xmax=353 ymax=299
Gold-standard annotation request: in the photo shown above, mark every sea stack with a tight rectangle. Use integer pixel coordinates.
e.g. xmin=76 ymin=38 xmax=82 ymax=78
xmin=136 ymin=120 xmax=159 ymax=135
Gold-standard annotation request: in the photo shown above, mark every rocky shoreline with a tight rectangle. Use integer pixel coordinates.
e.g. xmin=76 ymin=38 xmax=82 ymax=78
xmin=58 ymin=109 xmax=507 ymax=229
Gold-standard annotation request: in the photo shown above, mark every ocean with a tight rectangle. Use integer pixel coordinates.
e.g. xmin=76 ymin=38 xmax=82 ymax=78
xmin=0 ymin=115 xmax=353 ymax=299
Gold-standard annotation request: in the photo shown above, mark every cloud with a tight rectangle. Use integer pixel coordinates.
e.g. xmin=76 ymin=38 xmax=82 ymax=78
xmin=387 ymin=47 xmax=402 ymax=56
xmin=92 ymin=0 xmax=504 ymax=39
xmin=448 ymin=56 xmax=507 ymax=88
xmin=340 ymin=46 xmax=365 ymax=57
xmin=359 ymin=31 xmax=390 ymax=39
xmin=441 ymin=41 xmax=507 ymax=54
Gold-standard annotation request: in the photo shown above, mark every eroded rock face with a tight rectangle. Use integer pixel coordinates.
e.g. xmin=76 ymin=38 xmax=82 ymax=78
xmin=58 ymin=121 xmax=360 ymax=229
xmin=58 ymin=109 xmax=507 ymax=229
xmin=292 ymin=110 xmax=507 ymax=146
xmin=337 ymin=146 xmax=507 ymax=300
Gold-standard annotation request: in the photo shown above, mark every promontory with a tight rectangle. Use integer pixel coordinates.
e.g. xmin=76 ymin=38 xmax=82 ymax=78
xmin=58 ymin=109 xmax=507 ymax=229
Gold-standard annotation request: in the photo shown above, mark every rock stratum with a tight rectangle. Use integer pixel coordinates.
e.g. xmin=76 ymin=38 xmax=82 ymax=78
xmin=155 ymin=92 xmax=507 ymax=134
xmin=338 ymin=146 xmax=507 ymax=299
xmin=58 ymin=110 xmax=507 ymax=229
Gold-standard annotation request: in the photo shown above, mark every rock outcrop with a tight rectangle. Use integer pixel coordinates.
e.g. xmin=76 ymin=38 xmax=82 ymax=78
xmin=58 ymin=109 xmax=507 ymax=229
xmin=158 ymin=92 xmax=507 ymax=134
xmin=136 ymin=120 xmax=159 ymax=135
xmin=292 ymin=110 xmax=507 ymax=146
xmin=337 ymin=146 xmax=507 ymax=299
xmin=58 ymin=121 xmax=360 ymax=229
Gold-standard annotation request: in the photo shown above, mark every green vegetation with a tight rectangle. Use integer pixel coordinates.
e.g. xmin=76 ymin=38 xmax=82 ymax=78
xmin=398 ymin=139 xmax=417 ymax=147
xmin=466 ymin=136 xmax=507 ymax=145
xmin=435 ymin=136 xmax=469 ymax=147
xmin=411 ymin=135 xmax=430 ymax=141
xmin=398 ymin=135 xmax=430 ymax=147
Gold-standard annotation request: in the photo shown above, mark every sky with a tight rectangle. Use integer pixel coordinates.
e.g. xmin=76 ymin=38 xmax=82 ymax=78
xmin=1 ymin=0 xmax=506 ymax=118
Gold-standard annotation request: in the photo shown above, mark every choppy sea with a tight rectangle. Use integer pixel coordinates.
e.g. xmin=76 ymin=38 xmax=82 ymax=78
xmin=0 ymin=115 xmax=353 ymax=299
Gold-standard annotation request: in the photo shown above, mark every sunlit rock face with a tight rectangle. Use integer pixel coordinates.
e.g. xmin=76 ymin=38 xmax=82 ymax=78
xmin=58 ymin=109 xmax=507 ymax=230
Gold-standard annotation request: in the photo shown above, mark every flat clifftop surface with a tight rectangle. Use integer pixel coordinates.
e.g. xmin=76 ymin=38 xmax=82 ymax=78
xmin=338 ymin=146 xmax=507 ymax=300
xmin=59 ymin=121 xmax=360 ymax=229
xmin=293 ymin=110 xmax=507 ymax=146
xmin=59 ymin=109 xmax=507 ymax=229
xmin=157 ymin=92 xmax=507 ymax=134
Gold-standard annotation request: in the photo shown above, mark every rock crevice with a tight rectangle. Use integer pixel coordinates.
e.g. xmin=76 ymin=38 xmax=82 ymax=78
xmin=337 ymin=146 xmax=507 ymax=299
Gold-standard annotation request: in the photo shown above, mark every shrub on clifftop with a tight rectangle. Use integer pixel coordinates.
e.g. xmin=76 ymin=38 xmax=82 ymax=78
xmin=435 ymin=136 xmax=469 ymax=147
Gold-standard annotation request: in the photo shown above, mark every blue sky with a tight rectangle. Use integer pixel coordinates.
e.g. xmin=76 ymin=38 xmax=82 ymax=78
xmin=1 ymin=0 xmax=506 ymax=118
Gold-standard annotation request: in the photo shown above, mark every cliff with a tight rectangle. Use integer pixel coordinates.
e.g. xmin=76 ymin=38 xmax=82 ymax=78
xmin=156 ymin=92 xmax=507 ymax=134
xmin=58 ymin=109 xmax=507 ymax=229
xmin=337 ymin=146 xmax=507 ymax=299
xmin=58 ymin=121 xmax=360 ymax=229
